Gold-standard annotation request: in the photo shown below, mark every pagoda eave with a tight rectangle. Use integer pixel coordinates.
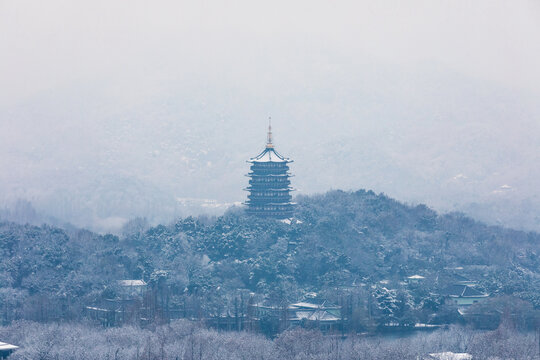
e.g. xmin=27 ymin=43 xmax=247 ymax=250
xmin=243 ymin=187 xmax=295 ymax=191
xmin=244 ymin=173 xmax=294 ymax=178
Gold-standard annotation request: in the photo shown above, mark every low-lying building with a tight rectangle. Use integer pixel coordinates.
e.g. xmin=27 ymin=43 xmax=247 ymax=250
xmin=86 ymin=279 xmax=148 ymax=326
xmin=117 ymin=279 xmax=147 ymax=298
xmin=443 ymin=284 xmax=489 ymax=307
xmin=250 ymin=298 xmax=342 ymax=333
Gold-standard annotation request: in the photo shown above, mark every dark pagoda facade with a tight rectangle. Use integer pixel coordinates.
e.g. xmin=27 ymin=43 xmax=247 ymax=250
xmin=245 ymin=123 xmax=294 ymax=219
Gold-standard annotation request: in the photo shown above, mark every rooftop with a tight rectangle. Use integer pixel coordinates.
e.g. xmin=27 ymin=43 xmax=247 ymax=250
xmin=0 ymin=342 xmax=19 ymax=351
xmin=293 ymin=309 xmax=340 ymax=322
xmin=118 ymin=280 xmax=147 ymax=287
xmin=427 ymin=352 xmax=472 ymax=360
xmin=249 ymin=147 xmax=291 ymax=163
xmin=248 ymin=122 xmax=292 ymax=163
xmin=443 ymin=284 xmax=488 ymax=298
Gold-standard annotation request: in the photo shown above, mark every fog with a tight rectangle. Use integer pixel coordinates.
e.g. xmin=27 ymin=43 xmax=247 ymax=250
xmin=1 ymin=0 xmax=539 ymax=232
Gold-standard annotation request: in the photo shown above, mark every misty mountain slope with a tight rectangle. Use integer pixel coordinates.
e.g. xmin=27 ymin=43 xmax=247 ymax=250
xmin=1 ymin=63 xmax=539 ymax=232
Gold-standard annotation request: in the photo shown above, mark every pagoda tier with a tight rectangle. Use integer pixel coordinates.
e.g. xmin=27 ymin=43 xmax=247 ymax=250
xmin=244 ymin=124 xmax=295 ymax=219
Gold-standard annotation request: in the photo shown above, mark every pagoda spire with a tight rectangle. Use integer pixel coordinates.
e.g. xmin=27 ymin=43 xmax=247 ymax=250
xmin=266 ymin=117 xmax=274 ymax=148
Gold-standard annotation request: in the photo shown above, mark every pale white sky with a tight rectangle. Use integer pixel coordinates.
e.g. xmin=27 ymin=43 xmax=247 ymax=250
xmin=1 ymin=0 xmax=539 ymax=103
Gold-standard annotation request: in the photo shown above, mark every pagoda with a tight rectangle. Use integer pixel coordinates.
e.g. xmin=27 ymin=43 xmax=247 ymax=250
xmin=245 ymin=122 xmax=294 ymax=219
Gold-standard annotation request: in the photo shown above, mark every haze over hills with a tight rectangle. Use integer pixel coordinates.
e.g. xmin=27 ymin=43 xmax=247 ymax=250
xmin=1 ymin=66 xmax=539 ymax=233
xmin=1 ymin=1 xmax=539 ymax=232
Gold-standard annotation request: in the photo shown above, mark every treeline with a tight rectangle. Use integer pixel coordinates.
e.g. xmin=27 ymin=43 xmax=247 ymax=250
xmin=0 ymin=320 xmax=538 ymax=360
xmin=0 ymin=190 xmax=539 ymax=330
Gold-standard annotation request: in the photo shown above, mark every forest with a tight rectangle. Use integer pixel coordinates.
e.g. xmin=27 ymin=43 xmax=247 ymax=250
xmin=1 ymin=189 xmax=539 ymax=355
xmin=1 ymin=320 xmax=538 ymax=360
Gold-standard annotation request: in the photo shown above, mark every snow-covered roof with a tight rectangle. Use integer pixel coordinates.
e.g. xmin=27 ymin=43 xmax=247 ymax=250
xmin=289 ymin=300 xmax=339 ymax=310
xmin=444 ymin=284 xmax=488 ymax=298
xmin=310 ymin=309 xmax=340 ymax=321
xmin=118 ymin=280 xmax=147 ymax=287
xmin=427 ymin=352 xmax=472 ymax=360
xmin=0 ymin=342 xmax=19 ymax=351
xmin=460 ymin=286 xmax=488 ymax=297
xmin=295 ymin=311 xmax=313 ymax=319
xmin=280 ymin=218 xmax=303 ymax=224
xmin=291 ymin=309 xmax=340 ymax=322
xmin=249 ymin=147 xmax=291 ymax=163
xmin=290 ymin=302 xmax=321 ymax=309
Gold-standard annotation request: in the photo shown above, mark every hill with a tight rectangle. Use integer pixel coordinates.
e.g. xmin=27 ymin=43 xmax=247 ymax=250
xmin=0 ymin=189 xmax=539 ymax=330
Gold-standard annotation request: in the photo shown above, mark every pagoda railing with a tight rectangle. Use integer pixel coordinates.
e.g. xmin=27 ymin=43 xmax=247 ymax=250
xmin=249 ymin=179 xmax=290 ymax=185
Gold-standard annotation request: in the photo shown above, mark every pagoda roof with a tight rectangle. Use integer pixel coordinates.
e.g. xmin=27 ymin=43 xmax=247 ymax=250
xmin=244 ymin=187 xmax=295 ymax=191
xmin=246 ymin=173 xmax=293 ymax=177
xmin=248 ymin=147 xmax=292 ymax=163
